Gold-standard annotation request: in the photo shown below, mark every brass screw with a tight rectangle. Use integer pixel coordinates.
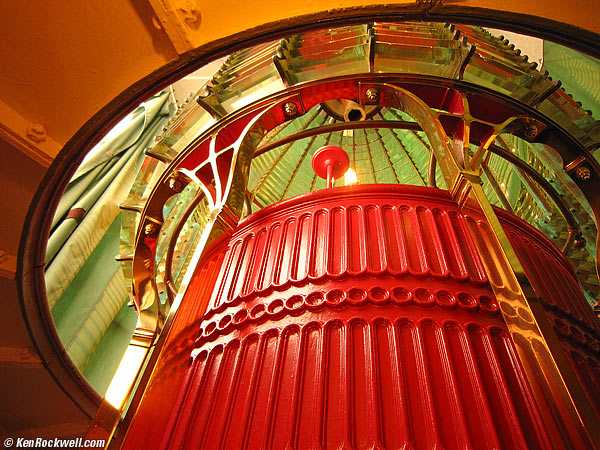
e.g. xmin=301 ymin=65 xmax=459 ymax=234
xmin=574 ymin=235 xmax=587 ymax=249
xmin=575 ymin=166 xmax=592 ymax=181
xmin=168 ymin=176 xmax=183 ymax=192
xmin=144 ymin=222 xmax=159 ymax=237
xmin=283 ymin=102 xmax=298 ymax=117
xmin=365 ymin=88 xmax=380 ymax=103
xmin=524 ymin=123 xmax=539 ymax=139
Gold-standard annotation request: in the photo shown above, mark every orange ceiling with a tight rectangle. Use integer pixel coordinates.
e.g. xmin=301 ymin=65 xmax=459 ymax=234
xmin=1 ymin=0 xmax=599 ymax=151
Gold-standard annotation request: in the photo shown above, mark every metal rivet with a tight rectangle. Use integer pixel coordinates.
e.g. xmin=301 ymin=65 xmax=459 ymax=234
xmin=575 ymin=166 xmax=592 ymax=181
xmin=365 ymin=87 xmax=380 ymax=103
xmin=283 ymin=102 xmax=298 ymax=117
xmin=574 ymin=236 xmax=587 ymax=249
xmin=524 ymin=123 xmax=539 ymax=139
xmin=168 ymin=176 xmax=183 ymax=192
xmin=144 ymin=222 xmax=159 ymax=237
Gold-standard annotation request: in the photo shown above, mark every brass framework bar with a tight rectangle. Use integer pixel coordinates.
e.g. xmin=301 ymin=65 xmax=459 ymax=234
xmin=487 ymin=143 xmax=580 ymax=236
xmin=481 ymin=160 xmax=515 ymax=214
xmin=375 ymin=83 xmax=600 ymax=447
xmin=164 ymin=190 xmax=207 ymax=303
xmin=427 ymin=152 xmax=437 ymax=188
xmin=463 ymin=176 xmax=600 ymax=448
xmin=253 ymin=119 xmax=420 ymax=157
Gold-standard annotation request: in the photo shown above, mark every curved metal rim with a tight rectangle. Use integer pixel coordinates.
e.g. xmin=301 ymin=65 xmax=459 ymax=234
xmin=15 ymin=7 xmax=600 ymax=414
xmin=140 ymin=73 xmax=594 ymax=328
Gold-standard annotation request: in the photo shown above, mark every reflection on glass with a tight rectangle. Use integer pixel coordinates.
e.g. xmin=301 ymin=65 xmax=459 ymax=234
xmin=163 ymin=103 xmax=216 ymax=154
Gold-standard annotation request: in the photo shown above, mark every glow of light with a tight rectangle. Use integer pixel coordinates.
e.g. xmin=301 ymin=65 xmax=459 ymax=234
xmin=104 ymin=344 xmax=148 ymax=408
xmin=511 ymin=148 xmax=517 ymax=153
xmin=345 ymin=168 xmax=358 ymax=185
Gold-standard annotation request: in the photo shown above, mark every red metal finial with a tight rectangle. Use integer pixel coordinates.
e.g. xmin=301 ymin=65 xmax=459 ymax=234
xmin=311 ymin=145 xmax=350 ymax=188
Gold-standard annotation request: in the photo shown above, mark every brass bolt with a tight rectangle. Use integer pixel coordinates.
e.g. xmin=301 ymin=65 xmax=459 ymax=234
xmin=168 ymin=176 xmax=183 ymax=192
xmin=574 ymin=235 xmax=587 ymax=249
xmin=283 ymin=102 xmax=298 ymax=117
xmin=575 ymin=166 xmax=592 ymax=181
xmin=365 ymin=88 xmax=380 ymax=103
xmin=523 ymin=123 xmax=539 ymax=139
xmin=144 ymin=222 xmax=159 ymax=237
